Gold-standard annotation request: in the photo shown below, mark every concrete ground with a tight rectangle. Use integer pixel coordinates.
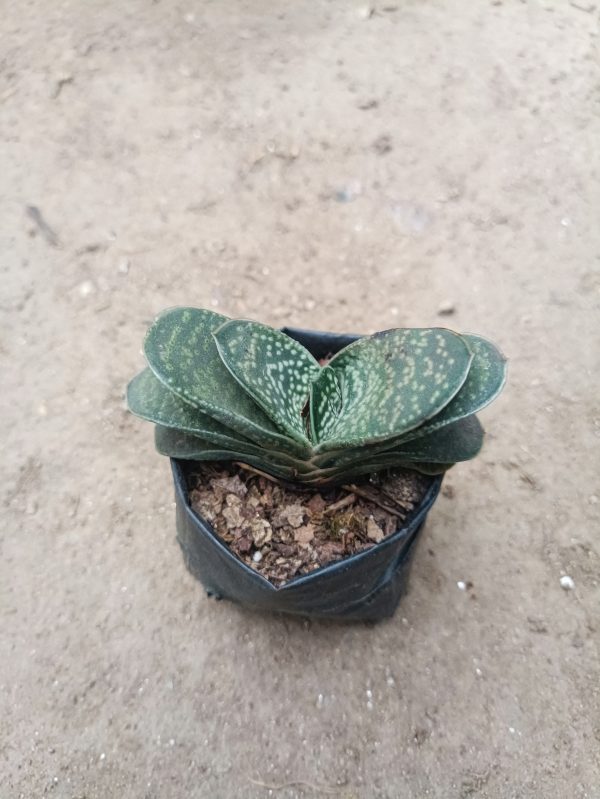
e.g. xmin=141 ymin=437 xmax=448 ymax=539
xmin=2 ymin=1 xmax=599 ymax=797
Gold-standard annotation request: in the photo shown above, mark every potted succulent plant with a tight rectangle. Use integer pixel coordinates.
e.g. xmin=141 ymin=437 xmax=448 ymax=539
xmin=127 ymin=308 xmax=506 ymax=621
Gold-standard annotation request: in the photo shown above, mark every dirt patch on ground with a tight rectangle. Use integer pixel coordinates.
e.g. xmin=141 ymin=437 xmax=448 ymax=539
xmin=189 ymin=463 xmax=430 ymax=584
xmin=2 ymin=1 xmax=599 ymax=797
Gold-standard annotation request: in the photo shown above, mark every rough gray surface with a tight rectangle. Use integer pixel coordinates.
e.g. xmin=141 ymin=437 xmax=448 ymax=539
xmin=1 ymin=1 xmax=599 ymax=797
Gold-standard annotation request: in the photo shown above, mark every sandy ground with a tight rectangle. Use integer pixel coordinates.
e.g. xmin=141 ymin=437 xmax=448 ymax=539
xmin=2 ymin=1 xmax=600 ymax=797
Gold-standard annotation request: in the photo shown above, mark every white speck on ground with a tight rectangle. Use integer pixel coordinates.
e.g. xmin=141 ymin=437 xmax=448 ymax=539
xmin=78 ymin=280 xmax=95 ymax=297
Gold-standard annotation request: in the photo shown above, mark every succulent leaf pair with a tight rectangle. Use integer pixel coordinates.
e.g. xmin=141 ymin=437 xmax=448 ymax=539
xmin=127 ymin=308 xmax=506 ymax=485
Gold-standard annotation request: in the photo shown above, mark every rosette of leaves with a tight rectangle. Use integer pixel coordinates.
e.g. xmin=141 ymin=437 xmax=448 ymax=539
xmin=127 ymin=308 xmax=506 ymax=485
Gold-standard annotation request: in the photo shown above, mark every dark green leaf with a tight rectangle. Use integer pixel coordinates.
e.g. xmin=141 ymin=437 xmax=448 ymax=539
xmin=154 ymin=426 xmax=299 ymax=480
xmin=127 ymin=368 xmax=255 ymax=450
xmin=302 ymin=418 xmax=481 ymax=483
xmin=380 ymin=415 xmax=484 ymax=463
xmin=143 ymin=307 xmax=310 ymax=457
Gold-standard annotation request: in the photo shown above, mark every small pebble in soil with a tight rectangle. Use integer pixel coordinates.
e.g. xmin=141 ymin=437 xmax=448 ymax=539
xmin=457 ymin=580 xmax=467 ymax=591
xmin=560 ymin=575 xmax=575 ymax=590
xmin=252 ymin=551 xmax=262 ymax=563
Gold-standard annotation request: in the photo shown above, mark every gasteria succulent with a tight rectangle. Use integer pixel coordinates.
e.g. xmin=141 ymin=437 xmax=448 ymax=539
xmin=127 ymin=308 xmax=506 ymax=485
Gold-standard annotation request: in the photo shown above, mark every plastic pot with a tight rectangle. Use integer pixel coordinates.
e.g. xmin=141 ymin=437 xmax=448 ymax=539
xmin=171 ymin=327 xmax=443 ymax=622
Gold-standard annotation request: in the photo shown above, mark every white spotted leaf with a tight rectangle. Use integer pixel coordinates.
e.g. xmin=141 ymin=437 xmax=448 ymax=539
xmin=143 ymin=308 xmax=310 ymax=457
xmin=310 ymin=365 xmax=343 ymax=441
xmin=213 ymin=320 xmax=320 ymax=443
xmin=316 ymin=328 xmax=473 ymax=450
xmin=398 ymin=334 xmax=507 ymax=444
xmin=127 ymin=368 xmax=257 ymax=450
xmin=131 ymin=308 xmax=506 ymax=486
